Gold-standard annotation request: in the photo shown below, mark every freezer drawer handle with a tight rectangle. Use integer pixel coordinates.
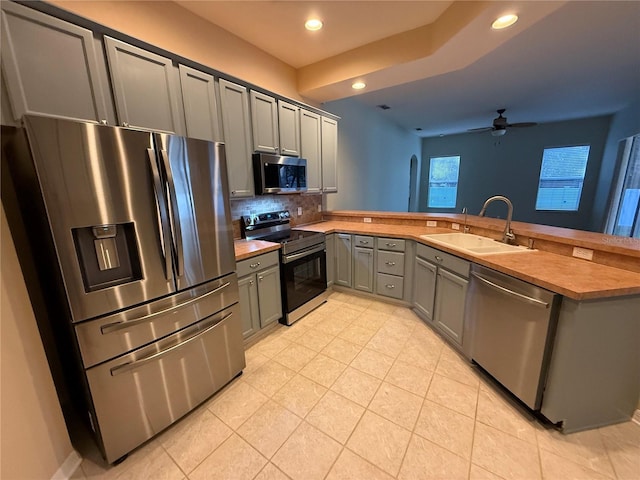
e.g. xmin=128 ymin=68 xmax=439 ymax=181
xmin=470 ymin=272 xmax=549 ymax=308
xmin=109 ymin=312 xmax=233 ymax=376
xmin=100 ymin=282 xmax=231 ymax=334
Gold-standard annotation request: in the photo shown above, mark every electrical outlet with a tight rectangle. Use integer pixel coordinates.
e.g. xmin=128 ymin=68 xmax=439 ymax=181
xmin=572 ymin=247 xmax=593 ymax=261
xmin=426 ymin=221 xmax=437 ymax=227
xmin=297 ymin=207 xmax=303 ymax=216
xmin=363 ymin=217 xmax=372 ymax=223
xmin=451 ymin=223 xmax=460 ymax=230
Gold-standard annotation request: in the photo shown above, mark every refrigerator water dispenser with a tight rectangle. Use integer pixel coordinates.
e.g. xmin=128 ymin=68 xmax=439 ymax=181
xmin=72 ymin=223 xmax=142 ymax=292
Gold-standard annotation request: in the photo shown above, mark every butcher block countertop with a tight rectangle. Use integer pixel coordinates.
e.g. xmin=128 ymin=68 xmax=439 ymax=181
xmin=234 ymin=219 xmax=640 ymax=301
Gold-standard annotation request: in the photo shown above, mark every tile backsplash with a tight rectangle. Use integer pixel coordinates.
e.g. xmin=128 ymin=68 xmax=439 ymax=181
xmin=230 ymin=194 xmax=323 ymax=238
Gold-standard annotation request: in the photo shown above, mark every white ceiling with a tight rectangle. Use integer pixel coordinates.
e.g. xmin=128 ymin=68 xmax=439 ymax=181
xmin=176 ymin=1 xmax=640 ymax=138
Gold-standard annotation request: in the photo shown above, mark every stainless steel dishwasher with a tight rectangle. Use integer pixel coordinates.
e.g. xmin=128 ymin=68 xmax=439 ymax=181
xmin=467 ymin=264 xmax=561 ymax=410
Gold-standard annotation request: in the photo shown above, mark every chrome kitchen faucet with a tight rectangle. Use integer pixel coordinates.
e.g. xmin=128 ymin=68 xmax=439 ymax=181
xmin=478 ymin=195 xmax=516 ymax=244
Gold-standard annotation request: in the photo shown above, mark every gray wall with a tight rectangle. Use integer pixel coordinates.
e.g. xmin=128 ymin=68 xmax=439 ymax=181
xmin=590 ymin=99 xmax=640 ymax=231
xmin=419 ymin=116 xmax=612 ymax=231
xmin=324 ymin=98 xmax=421 ymax=212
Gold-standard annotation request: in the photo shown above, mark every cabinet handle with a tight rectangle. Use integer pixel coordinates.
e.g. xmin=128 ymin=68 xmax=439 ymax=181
xmin=249 ymin=280 xmax=254 ymax=285
xmin=258 ymin=276 xmax=264 ymax=281
xmin=386 ymin=243 xmax=397 ymax=247
xmin=360 ymin=240 xmax=369 ymax=244
xmin=100 ymin=119 xmax=108 ymax=125
xmin=231 ymin=190 xmax=236 ymax=195
xmin=385 ymin=284 xmax=395 ymax=289
xmin=122 ymin=122 xmax=130 ymax=127
xmin=250 ymin=262 xmax=261 ymax=268
xmin=385 ymin=261 xmax=396 ymax=266
xmin=435 ymin=255 xmax=443 ymax=263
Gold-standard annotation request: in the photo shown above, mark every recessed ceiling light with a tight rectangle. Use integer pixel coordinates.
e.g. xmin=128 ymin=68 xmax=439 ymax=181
xmin=492 ymin=14 xmax=518 ymax=30
xmin=305 ymin=19 xmax=323 ymax=31
xmin=351 ymin=81 xmax=366 ymax=90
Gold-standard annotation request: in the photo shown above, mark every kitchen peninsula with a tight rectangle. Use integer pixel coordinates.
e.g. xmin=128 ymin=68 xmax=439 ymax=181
xmin=236 ymin=210 xmax=640 ymax=434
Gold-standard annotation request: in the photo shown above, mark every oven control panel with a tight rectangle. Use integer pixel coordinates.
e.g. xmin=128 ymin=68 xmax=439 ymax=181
xmin=243 ymin=210 xmax=290 ymax=227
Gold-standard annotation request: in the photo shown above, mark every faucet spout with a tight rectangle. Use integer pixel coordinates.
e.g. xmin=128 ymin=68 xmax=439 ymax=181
xmin=478 ymin=195 xmax=515 ymax=244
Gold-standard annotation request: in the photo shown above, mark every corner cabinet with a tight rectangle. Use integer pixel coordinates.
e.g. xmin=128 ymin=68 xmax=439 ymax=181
xmin=178 ymin=64 xmax=222 ymax=142
xmin=250 ymin=90 xmax=279 ymax=154
xmin=219 ymin=79 xmax=254 ymax=198
xmin=104 ymin=36 xmax=184 ymax=133
xmin=237 ymin=251 xmax=282 ymax=339
xmin=300 ymin=109 xmax=322 ymax=193
xmin=0 ymin=1 xmax=110 ymax=124
xmin=321 ymin=116 xmax=338 ymax=193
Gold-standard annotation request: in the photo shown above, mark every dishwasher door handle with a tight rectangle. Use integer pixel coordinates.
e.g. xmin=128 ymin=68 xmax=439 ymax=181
xmin=471 ymin=272 xmax=549 ymax=308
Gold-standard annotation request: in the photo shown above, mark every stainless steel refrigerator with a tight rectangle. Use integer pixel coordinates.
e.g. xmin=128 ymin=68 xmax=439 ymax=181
xmin=4 ymin=115 xmax=244 ymax=464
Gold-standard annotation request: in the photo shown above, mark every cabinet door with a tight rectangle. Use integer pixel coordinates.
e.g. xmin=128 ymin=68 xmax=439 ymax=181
xmin=104 ymin=36 xmax=183 ymax=133
xmin=300 ymin=109 xmax=322 ymax=193
xmin=353 ymin=246 xmax=374 ymax=293
xmin=1 ymin=1 xmax=109 ymax=123
xmin=321 ymin=116 xmax=338 ymax=193
xmin=178 ymin=64 xmax=221 ymax=142
xmin=218 ymin=79 xmax=254 ymax=198
xmin=434 ymin=268 xmax=468 ymax=345
xmin=413 ymin=257 xmax=437 ymax=321
xmin=257 ymin=265 xmax=282 ymax=327
xmin=238 ymin=275 xmax=260 ymax=339
xmin=250 ymin=90 xmax=279 ymax=154
xmin=335 ymin=234 xmax=352 ymax=288
xmin=278 ymin=100 xmax=300 ymax=156
xmin=325 ymin=233 xmax=335 ymax=287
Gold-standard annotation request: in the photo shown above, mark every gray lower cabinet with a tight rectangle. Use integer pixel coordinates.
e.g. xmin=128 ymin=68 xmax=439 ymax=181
xmin=104 ymin=36 xmax=184 ymax=133
xmin=335 ymin=233 xmax=352 ymax=287
xmin=237 ymin=252 xmax=282 ymax=339
xmin=325 ymin=233 xmax=335 ymax=287
xmin=219 ymin=79 xmax=254 ymax=198
xmin=413 ymin=243 xmax=470 ymax=350
xmin=376 ymin=238 xmax=406 ymax=300
xmin=178 ymin=64 xmax=221 ymax=142
xmin=299 ymin=109 xmax=322 ymax=193
xmin=353 ymin=246 xmax=374 ymax=293
xmin=1 ymin=1 xmax=110 ymax=124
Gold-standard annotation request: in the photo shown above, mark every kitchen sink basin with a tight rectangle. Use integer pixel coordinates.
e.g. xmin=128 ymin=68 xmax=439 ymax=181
xmin=420 ymin=232 xmax=533 ymax=255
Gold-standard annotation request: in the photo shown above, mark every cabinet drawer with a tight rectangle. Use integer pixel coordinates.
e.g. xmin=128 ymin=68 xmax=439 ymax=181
xmin=354 ymin=235 xmax=374 ymax=248
xmin=376 ymin=238 xmax=406 ymax=252
xmin=416 ymin=243 xmax=470 ymax=278
xmin=376 ymin=273 xmax=404 ymax=300
xmin=236 ymin=251 xmax=279 ymax=278
xmin=377 ymin=251 xmax=405 ymax=276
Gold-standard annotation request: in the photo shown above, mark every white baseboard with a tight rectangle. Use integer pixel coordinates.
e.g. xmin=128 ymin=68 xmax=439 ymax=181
xmin=50 ymin=449 xmax=82 ymax=480
xmin=633 ymin=409 xmax=640 ymax=426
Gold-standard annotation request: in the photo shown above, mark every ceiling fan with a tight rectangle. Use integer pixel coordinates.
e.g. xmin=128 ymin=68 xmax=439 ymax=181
xmin=468 ymin=109 xmax=537 ymax=136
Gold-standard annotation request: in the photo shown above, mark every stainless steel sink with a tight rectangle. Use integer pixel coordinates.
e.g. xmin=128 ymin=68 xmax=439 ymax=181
xmin=420 ymin=232 xmax=533 ymax=255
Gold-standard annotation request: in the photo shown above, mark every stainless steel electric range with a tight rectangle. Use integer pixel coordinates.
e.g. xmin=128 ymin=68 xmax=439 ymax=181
xmin=241 ymin=210 xmax=328 ymax=325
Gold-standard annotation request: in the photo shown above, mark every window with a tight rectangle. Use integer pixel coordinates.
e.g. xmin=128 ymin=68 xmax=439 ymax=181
xmin=428 ymin=156 xmax=460 ymax=208
xmin=535 ymin=145 xmax=590 ymax=211
xmin=605 ymin=134 xmax=640 ymax=238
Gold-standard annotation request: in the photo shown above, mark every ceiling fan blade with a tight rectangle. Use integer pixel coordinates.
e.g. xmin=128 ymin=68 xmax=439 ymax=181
xmin=467 ymin=126 xmax=493 ymax=133
xmin=508 ymin=122 xmax=538 ymax=128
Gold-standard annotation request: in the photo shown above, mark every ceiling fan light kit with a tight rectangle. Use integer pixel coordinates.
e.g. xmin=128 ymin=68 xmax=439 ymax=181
xmin=491 ymin=128 xmax=507 ymax=137
xmin=468 ymin=108 xmax=537 ymax=136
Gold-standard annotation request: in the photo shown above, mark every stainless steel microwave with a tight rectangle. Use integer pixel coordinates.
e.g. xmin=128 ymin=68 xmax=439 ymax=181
xmin=253 ymin=153 xmax=307 ymax=194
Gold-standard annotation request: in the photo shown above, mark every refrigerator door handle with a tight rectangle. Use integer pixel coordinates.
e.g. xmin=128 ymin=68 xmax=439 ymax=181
xmin=109 ymin=312 xmax=233 ymax=376
xmin=147 ymin=148 xmax=172 ymax=281
xmin=159 ymin=149 xmax=184 ymax=277
xmin=100 ymin=281 xmax=231 ymax=334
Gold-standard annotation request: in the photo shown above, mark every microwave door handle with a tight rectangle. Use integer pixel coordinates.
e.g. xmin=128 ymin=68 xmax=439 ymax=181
xmin=159 ymin=149 xmax=184 ymax=277
xmin=147 ymin=148 xmax=172 ymax=281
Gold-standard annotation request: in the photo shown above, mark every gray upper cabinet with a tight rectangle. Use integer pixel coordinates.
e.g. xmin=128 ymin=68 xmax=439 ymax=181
xmin=300 ymin=109 xmax=322 ymax=193
xmin=1 ymin=1 xmax=109 ymax=124
xmin=104 ymin=36 xmax=183 ymax=133
xmin=321 ymin=116 xmax=338 ymax=193
xmin=278 ymin=100 xmax=300 ymax=156
xmin=218 ymin=79 xmax=254 ymax=198
xmin=250 ymin=90 xmax=279 ymax=154
xmin=178 ymin=64 xmax=221 ymax=142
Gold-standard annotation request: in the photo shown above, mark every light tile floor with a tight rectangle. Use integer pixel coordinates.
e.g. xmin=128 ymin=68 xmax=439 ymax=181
xmin=74 ymin=292 xmax=640 ymax=480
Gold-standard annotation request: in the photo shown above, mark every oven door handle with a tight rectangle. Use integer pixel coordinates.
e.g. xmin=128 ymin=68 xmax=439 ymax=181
xmin=282 ymin=244 xmax=325 ymax=264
